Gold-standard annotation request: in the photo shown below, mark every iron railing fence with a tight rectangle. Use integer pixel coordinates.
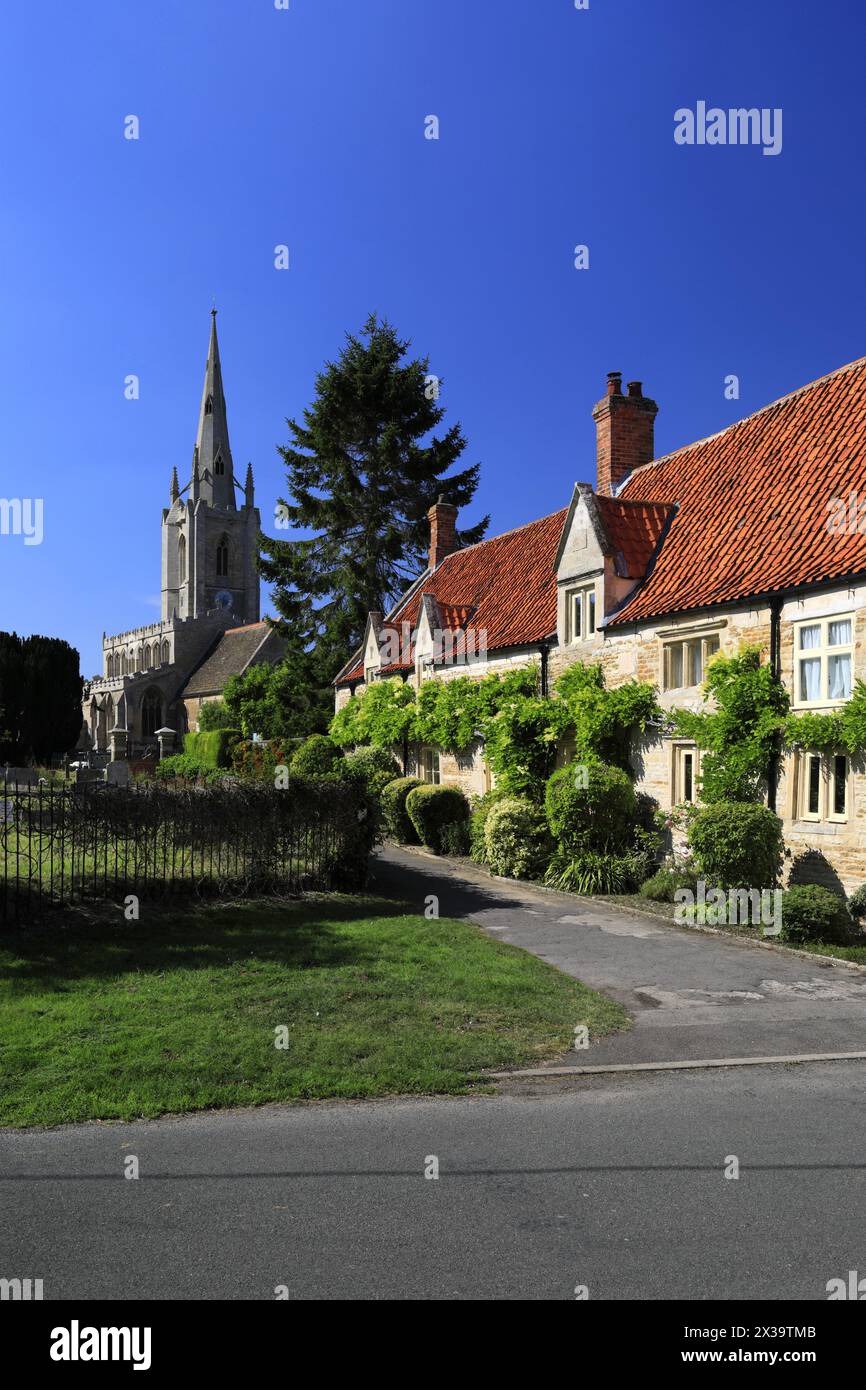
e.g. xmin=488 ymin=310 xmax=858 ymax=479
xmin=0 ymin=775 xmax=367 ymax=925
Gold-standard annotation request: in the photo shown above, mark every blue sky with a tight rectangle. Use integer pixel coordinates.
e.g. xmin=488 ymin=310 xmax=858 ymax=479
xmin=1 ymin=0 xmax=865 ymax=675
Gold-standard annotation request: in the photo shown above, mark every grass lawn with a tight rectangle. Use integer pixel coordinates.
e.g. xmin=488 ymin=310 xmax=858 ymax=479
xmin=0 ymin=895 xmax=628 ymax=1127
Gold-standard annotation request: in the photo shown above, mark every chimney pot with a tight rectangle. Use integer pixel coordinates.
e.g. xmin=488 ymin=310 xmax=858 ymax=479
xmin=592 ymin=373 xmax=658 ymax=496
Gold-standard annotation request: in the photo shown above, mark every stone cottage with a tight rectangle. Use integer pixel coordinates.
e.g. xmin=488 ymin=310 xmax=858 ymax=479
xmin=334 ymin=357 xmax=866 ymax=890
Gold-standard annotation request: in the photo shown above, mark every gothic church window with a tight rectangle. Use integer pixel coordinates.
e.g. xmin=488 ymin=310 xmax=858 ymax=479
xmin=216 ymin=535 xmax=229 ymax=578
xmin=141 ymin=690 xmax=162 ymax=739
xmin=205 ymin=396 xmax=213 ymax=415
xmin=214 ymin=454 xmax=225 ymax=476
xmin=178 ymin=533 xmax=187 ymax=583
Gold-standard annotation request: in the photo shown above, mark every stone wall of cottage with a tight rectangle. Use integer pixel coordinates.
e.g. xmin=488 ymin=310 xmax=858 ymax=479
xmin=335 ymin=583 xmax=866 ymax=889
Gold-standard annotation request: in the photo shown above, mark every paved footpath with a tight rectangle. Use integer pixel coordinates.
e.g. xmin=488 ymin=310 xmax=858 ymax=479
xmin=372 ymin=845 xmax=866 ymax=1067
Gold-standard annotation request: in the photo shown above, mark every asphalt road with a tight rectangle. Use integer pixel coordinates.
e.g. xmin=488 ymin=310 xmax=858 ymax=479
xmin=372 ymin=846 xmax=866 ymax=1065
xmin=2 ymin=1062 xmax=866 ymax=1300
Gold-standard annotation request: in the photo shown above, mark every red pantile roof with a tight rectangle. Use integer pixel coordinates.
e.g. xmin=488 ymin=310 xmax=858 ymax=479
xmin=594 ymin=496 xmax=675 ymax=579
xmin=337 ymin=509 xmax=567 ymax=684
xmin=610 ymin=355 xmax=866 ymax=625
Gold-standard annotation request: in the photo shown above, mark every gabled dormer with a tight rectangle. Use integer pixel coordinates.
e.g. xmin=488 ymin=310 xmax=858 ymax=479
xmin=361 ymin=610 xmax=385 ymax=685
xmin=554 ymin=483 xmax=675 ymax=649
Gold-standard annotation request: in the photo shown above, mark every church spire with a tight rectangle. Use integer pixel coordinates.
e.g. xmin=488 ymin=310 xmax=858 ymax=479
xmin=244 ymin=461 xmax=254 ymax=507
xmin=193 ymin=308 xmax=236 ymax=510
xmin=169 ymin=466 xmax=179 ymax=502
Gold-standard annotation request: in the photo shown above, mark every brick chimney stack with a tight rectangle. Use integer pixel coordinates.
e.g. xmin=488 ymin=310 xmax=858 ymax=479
xmin=592 ymin=371 xmax=658 ymax=496
xmin=427 ymin=496 xmax=459 ymax=570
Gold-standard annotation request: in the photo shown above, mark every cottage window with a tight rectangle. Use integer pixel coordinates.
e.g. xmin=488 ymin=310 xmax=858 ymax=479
xmin=422 ymin=748 xmax=441 ymax=785
xmin=663 ymin=635 xmax=719 ymax=691
xmin=794 ymin=615 xmax=853 ymax=707
xmin=672 ymin=743 xmax=700 ymax=805
xmin=795 ymin=750 xmax=849 ymax=822
xmin=567 ymin=584 xmax=596 ymax=643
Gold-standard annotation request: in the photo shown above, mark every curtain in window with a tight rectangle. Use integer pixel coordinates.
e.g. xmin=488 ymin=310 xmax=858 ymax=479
xmin=799 ymin=624 xmax=820 ymax=650
xmin=828 ymin=619 xmax=852 ymax=647
xmin=828 ymin=654 xmax=852 ymax=700
xmin=799 ymin=659 xmax=821 ymax=702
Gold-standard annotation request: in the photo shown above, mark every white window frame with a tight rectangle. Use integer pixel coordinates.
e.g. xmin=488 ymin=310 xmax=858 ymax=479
xmin=792 ymin=613 xmax=854 ymax=709
xmin=794 ymin=749 xmax=849 ymax=823
xmin=662 ymin=634 xmax=720 ymax=691
xmin=566 ymin=583 xmax=597 ymax=644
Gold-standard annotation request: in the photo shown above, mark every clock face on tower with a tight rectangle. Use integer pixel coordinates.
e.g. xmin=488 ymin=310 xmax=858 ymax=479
xmin=214 ymin=590 xmax=233 ymax=611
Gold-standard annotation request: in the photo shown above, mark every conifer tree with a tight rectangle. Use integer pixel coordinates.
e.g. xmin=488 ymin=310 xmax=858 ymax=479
xmin=258 ymin=315 xmax=487 ymax=683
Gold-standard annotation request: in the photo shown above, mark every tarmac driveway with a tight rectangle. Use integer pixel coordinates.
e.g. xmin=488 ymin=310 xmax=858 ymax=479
xmin=372 ymin=845 xmax=866 ymax=1067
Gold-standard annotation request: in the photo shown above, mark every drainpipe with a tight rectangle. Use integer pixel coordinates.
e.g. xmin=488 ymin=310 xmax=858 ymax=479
xmin=767 ymin=596 xmax=783 ymax=813
xmin=539 ymin=641 xmax=549 ymax=697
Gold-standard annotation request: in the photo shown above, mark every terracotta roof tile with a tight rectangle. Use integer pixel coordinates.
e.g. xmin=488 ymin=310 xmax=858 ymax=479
xmin=594 ymin=496 xmax=675 ymax=578
xmin=337 ymin=509 xmax=566 ymax=683
xmin=610 ymin=355 xmax=866 ymax=624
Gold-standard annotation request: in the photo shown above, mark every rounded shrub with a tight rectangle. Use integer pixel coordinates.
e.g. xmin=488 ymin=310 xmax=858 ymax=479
xmin=780 ymin=884 xmax=853 ymax=945
xmin=405 ymin=784 xmax=470 ymax=854
xmin=380 ymin=777 xmax=422 ymax=843
xmin=545 ymin=761 xmax=637 ymax=855
xmin=687 ymin=802 xmax=783 ymax=890
xmin=341 ymin=745 xmax=402 ymax=798
xmin=484 ymin=797 xmax=553 ymax=880
xmin=469 ymin=788 xmax=507 ymax=865
xmin=289 ymin=734 xmax=343 ymax=778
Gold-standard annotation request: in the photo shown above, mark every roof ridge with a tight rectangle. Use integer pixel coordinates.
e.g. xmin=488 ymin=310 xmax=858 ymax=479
xmin=627 ymin=353 xmax=866 ymax=485
xmin=433 ymin=505 xmax=568 ymax=569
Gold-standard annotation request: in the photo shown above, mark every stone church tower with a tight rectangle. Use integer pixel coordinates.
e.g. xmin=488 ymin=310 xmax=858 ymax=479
xmin=80 ymin=313 xmax=285 ymax=757
xmin=161 ymin=310 xmax=260 ymax=623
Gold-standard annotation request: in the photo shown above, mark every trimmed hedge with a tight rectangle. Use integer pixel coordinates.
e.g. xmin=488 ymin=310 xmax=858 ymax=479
xmin=184 ymin=728 xmax=242 ymax=769
xmin=381 ymin=777 xmax=422 ymax=843
xmin=342 ymin=746 xmax=402 ymax=798
xmin=484 ymin=797 xmax=552 ymax=880
xmin=405 ymin=784 xmax=470 ymax=854
xmin=687 ymin=802 xmax=783 ymax=890
xmin=780 ymin=884 xmax=853 ymax=945
xmin=289 ymin=734 xmax=343 ymax=778
xmin=545 ymin=761 xmax=637 ymax=854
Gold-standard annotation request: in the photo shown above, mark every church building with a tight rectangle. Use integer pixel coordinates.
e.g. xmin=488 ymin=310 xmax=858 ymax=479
xmin=81 ymin=313 xmax=284 ymax=756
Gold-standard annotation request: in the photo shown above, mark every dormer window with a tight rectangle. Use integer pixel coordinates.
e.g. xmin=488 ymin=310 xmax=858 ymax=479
xmin=566 ymin=583 xmax=597 ymax=643
xmin=214 ymin=454 xmax=225 ymax=476
xmin=204 ymin=396 xmax=213 ymax=415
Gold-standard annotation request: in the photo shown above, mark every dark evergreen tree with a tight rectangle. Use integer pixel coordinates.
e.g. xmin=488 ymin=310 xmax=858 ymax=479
xmin=0 ymin=632 xmax=82 ymax=763
xmin=258 ymin=315 xmax=487 ymax=684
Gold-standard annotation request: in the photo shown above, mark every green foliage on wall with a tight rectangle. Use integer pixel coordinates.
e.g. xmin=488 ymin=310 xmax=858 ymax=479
xmin=671 ymin=647 xmax=790 ymax=803
xmin=785 ymin=678 xmax=866 ymax=754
